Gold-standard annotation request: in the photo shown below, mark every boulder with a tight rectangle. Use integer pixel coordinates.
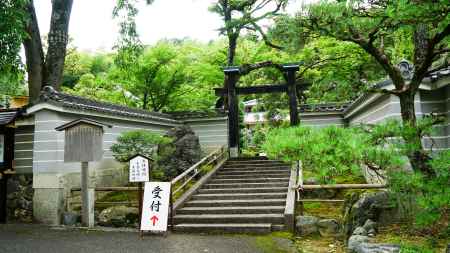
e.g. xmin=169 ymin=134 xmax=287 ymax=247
xmin=343 ymin=191 xmax=403 ymax=237
xmin=354 ymin=243 xmax=400 ymax=253
xmin=362 ymin=219 xmax=377 ymax=233
xmin=6 ymin=175 xmax=33 ymax=223
xmin=98 ymin=206 xmax=139 ymax=227
xmin=352 ymin=227 xmax=367 ymax=236
xmin=347 ymin=235 xmax=369 ymax=252
xmin=317 ymin=219 xmax=340 ymax=237
xmin=296 ymin=215 xmax=319 ymax=235
xmin=158 ymin=125 xmax=202 ymax=178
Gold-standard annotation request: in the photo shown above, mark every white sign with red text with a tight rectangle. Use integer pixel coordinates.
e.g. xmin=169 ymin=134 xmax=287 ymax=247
xmin=140 ymin=182 xmax=171 ymax=232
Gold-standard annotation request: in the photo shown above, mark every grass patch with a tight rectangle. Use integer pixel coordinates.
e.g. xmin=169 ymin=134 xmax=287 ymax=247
xmin=375 ymin=224 xmax=448 ymax=253
xmin=253 ymin=232 xmax=296 ymax=253
xmin=300 ymin=202 xmax=343 ymax=220
xmin=95 ymin=191 xmax=138 ymax=212
xmin=294 ymin=234 xmax=345 ymax=253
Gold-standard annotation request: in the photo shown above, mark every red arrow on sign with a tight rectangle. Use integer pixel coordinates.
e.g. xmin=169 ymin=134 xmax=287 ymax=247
xmin=150 ymin=215 xmax=159 ymax=226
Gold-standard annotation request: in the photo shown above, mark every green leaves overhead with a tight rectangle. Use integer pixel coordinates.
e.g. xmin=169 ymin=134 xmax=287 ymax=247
xmin=0 ymin=0 xmax=28 ymax=79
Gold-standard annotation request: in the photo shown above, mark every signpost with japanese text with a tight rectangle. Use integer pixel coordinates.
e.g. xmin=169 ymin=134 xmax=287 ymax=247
xmin=140 ymin=182 xmax=171 ymax=232
xmin=129 ymin=155 xmax=150 ymax=183
xmin=127 ymin=154 xmax=152 ymax=237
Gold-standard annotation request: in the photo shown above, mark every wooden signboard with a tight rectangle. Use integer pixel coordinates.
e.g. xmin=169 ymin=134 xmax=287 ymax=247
xmin=140 ymin=182 xmax=171 ymax=232
xmin=55 ymin=118 xmax=111 ymax=228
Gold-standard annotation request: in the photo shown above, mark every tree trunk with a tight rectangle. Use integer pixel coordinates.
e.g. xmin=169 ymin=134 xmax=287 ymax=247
xmin=23 ymin=1 xmax=45 ymax=102
xmin=227 ymin=34 xmax=238 ymax=66
xmin=142 ymin=92 xmax=148 ymax=110
xmin=398 ymin=91 xmax=433 ymax=176
xmin=43 ymin=0 xmax=74 ymax=90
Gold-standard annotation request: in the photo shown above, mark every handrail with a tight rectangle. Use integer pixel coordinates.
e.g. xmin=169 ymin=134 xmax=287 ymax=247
xmin=170 ymin=146 xmax=225 ymax=186
xmin=68 ymin=146 xmax=228 ymax=224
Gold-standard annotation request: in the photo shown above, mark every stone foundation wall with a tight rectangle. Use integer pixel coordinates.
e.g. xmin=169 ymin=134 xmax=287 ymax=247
xmin=7 ymin=174 xmax=33 ymax=223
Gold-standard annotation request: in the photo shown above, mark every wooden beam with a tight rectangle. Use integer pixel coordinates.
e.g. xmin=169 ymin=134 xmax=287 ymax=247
xmin=284 ymin=66 xmax=299 ymax=126
xmin=298 ymin=184 xmax=387 ymax=190
xmin=214 ymin=84 xmax=289 ymax=96
xmin=225 ymin=69 xmax=240 ymax=157
xmin=299 ymin=199 xmax=345 ymax=203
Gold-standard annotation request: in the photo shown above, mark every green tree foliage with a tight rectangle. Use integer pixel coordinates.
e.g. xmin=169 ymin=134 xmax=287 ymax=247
xmin=262 ymin=125 xmax=402 ymax=183
xmin=210 ymin=0 xmax=288 ymax=65
xmin=0 ymin=0 xmax=28 ymax=76
xmin=263 ymin=120 xmax=449 ymax=231
xmin=299 ymin=37 xmax=385 ymax=103
xmin=389 ymin=150 xmax=450 ymax=230
xmin=293 ymin=0 xmax=450 ymax=174
xmin=110 ymin=130 xmax=171 ymax=162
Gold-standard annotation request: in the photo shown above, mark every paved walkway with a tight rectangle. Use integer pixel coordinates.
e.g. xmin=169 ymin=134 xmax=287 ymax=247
xmin=0 ymin=224 xmax=297 ymax=253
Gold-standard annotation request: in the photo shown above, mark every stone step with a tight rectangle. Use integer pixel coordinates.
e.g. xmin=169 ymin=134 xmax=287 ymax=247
xmin=192 ymin=192 xmax=287 ymax=200
xmin=183 ymin=199 xmax=287 ymax=207
xmin=203 ymin=182 xmax=288 ymax=189
xmin=173 ymin=223 xmax=272 ymax=234
xmin=176 ymin=206 xmax=285 ymax=215
xmin=173 ymin=214 xmax=285 ymax=224
xmin=198 ymin=187 xmax=287 ymax=194
xmin=213 ymin=173 xmax=290 ymax=179
xmin=222 ymin=166 xmax=291 ymax=170
xmin=224 ymin=162 xmax=289 ymax=167
xmin=226 ymin=158 xmax=274 ymax=162
xmin=216 ymin=170 xmax=290 ymax=176
xmin=210 ymin=177 xmax=289 ymax=184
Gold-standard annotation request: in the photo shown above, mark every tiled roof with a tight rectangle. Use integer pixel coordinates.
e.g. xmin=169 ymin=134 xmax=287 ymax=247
xmin=166 ymin=110 xmax=227 ymax=120
xmin=36 ymin=86 xmax=177 ymax=122
xmin=299 ymin=103 xmax=350 ymax=113
xmin=429 ymin=66 xmax=450 ymax=81
xmin=34 ymin=86 xmax=225 ymax=122
xmin=0 ymin=109 xmax=21 ymax=125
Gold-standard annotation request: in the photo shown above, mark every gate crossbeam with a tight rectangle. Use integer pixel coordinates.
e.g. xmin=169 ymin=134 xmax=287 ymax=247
xmin=217 ymin=64 xmax=300 ymax=157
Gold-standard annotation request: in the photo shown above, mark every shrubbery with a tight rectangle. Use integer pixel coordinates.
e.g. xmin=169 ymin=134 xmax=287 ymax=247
xmin=110 ymin=130 xmax=171 ymax=162
xmin=110 ymin=130 xmax=173 ymax=180
xmin=262 ymin=125 xmax=401 ymax=183
xmin=262 ymin=120 xmax=449 ymax=232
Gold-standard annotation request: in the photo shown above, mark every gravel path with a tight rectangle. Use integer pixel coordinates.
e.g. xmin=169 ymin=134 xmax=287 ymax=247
xmin=0 ymin=224 xmax=296 ymax=253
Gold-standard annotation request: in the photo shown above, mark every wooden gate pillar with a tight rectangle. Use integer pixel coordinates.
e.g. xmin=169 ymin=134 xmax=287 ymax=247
xmin=283 ymin=64 xmax=300 ymax=126
xmin=224 ymin=67 xmax=240 ymax=158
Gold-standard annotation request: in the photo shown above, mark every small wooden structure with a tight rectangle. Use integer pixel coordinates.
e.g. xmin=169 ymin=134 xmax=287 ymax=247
xmin=55 ymin=118 xmax=111 ymax=162
xmin=215 ymin=64 xmax=300 ymax=157
xmin=56 ymin=118 xmax=112 ymax=227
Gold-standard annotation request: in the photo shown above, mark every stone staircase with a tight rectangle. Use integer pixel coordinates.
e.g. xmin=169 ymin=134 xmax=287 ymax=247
xmin=173 ymin=157 xmax=292 ymax=233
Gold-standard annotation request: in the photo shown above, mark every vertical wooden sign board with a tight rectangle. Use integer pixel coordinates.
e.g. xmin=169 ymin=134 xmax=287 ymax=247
xmin=128 ymin=154 xmax=151 ymax=238
xmin=140 ymin=182 xmax=171 ymax=236
xmin=55 ymin=119 xmax=111 ymax=228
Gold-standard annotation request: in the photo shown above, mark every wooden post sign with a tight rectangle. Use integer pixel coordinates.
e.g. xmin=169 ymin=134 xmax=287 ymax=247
xmin=127 ymin=154 xmax=152 ymax=237
xmin=55 ymin=118 xmax=112 ymax=228
xmin=140 ymin=182 xmax=171 ymax=233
